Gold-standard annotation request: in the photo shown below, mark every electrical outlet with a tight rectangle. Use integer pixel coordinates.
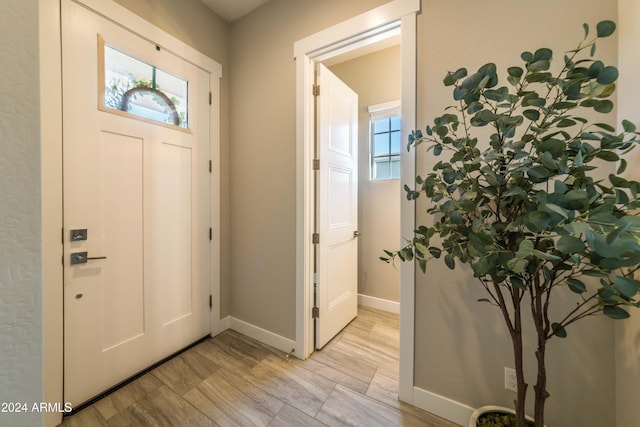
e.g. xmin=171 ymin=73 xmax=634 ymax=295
xmin=504 ymin=367 xmax=517 ymax=391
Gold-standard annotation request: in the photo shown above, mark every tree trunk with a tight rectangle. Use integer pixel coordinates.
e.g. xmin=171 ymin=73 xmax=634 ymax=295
xmin=530 ymin=272 xmax=550 ymax=427
xmin=533 ymin=336 xmax=550 ymax=426
xmin=511 ymin=294 xmax=528 ymax=427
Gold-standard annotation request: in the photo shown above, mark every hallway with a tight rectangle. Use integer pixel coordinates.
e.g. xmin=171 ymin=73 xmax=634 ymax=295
xmin=60 ymin=307 xmax=458 ymax=426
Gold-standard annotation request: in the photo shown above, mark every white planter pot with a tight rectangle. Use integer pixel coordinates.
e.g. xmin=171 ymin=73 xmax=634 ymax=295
xmin=469 ymin=405 xmax=537 ymax=427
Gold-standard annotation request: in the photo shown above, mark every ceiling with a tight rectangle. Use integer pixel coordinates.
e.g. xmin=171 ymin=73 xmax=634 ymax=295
xmin=200 ymin=0 xmax=273 ymax=23
xmin=200 ymin=0 xmax=400 ymax=66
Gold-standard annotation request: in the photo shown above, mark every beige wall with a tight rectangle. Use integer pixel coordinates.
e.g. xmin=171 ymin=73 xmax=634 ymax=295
xmin=228 ymin=0 xmax=390 ymax=339
xmin=616 ymin=0 xmax=640 ymax=425
xmin=113 ymin=0 xmax=232 ymax=317
xmin=329 ymin=46 xmax=402 ymax=303
xmin=414 ymin=1 xmax=619 ymax=426
xmin=0 ymin=0 xmax=42 ymax=425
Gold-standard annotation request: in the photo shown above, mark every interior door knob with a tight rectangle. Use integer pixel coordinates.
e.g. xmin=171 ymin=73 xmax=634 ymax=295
xmin=353 ymin=231 xmax=361 ymax=238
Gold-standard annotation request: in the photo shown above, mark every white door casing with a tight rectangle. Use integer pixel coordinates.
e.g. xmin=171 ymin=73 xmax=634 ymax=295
xmin=315 ymin=64 xmax=359 ymax=349
xmin=293 ymin=0 xmax=418 ymax=404
xmin=62 ymin=0 xmax=211 ymax=406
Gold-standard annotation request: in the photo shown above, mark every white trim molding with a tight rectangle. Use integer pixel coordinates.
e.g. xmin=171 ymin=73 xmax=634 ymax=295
xmin=358 ymin=294 xmax=400 ymax=314
xmin=398 ymin=9 xmax=417 ymax=405
xmin=412 ymin=386 xmax=475 ymax=426
xmin=222 ymin=316 xmax=297 ymax=355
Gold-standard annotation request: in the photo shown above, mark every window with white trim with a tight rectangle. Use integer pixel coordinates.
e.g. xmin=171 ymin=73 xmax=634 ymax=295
xmin=369 ymin=101 xmax=401 ymax=180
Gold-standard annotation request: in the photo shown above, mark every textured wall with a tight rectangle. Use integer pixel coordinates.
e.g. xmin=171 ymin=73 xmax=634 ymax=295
xmin=0 ymin=0 xmax=43 ymax=426
xmin=330 ymin=46 xmax=402 ymax=303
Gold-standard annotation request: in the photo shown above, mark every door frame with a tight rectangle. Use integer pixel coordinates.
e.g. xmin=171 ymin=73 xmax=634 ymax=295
xmin=40 ymin=0 xmax=222 ymax=425
xmin=293 ymin=0 xmax=419 ymax=403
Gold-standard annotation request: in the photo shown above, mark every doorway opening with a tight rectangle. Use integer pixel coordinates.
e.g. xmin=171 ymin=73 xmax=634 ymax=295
xmin=312 ymin=40 xmax=402 ymax=352
xmin=323 ymin=40 xmax=403 ymax=318
xmin=294 ymin=0 xmax=419 ymax=404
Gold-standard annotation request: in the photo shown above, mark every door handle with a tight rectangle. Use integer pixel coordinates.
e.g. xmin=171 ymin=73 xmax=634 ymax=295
xmin=353 ymin=231 xmax=361 ymax=238
xmin=70 ymin=251 xmax=107 ymax=265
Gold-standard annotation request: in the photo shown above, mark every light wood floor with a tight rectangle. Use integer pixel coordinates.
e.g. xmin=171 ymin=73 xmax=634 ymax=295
xmin=61 ymin=307 xmax=459 ymax=427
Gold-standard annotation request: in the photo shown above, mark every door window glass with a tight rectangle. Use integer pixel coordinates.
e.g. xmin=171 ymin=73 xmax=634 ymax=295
xmin=102 ymin=44 xmax=188 ymax=129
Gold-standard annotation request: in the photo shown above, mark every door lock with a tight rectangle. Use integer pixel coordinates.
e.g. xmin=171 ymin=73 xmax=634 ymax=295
xmin=70 ymin=251 xmax=107 ymax=265
xmin=69 ymin=229 xmax=88 ymax=241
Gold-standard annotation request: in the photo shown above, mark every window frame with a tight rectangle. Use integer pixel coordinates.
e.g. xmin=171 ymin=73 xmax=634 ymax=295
xmin=97 ymin=36 xmax=191 ymax=133
xmin=368 ymin=100 xmax=401 ymax=180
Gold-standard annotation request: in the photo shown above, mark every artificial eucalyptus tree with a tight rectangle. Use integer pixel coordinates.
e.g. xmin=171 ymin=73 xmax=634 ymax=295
xmin=382 ymin=20 xmax=640 ymax=427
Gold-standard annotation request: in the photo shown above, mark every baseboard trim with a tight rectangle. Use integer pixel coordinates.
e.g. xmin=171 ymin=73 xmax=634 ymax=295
xmin=222 ymin=316 xmax=296 ymax=355
xmin=217 ymin=316 xmax=231 ymax=334
xmin=412 ymin=386 xmax=474 ymax=426
xmin=358 ymin=294 xmax=400 ymax=314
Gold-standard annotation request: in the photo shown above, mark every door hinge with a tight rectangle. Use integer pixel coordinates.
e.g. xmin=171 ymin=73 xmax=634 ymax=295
xmin=312 ymin=233 xmax=319 ymax=244
xmin=312 ymin=306 xmax=319 ymax=318
xmin=209 ymin=160 xmax=212 ymax=173
xmin=312 ymin=159 xmax=320 ymax=170
xmin=209 ymin=294 xmax=212 ymax=309
xmin=313 ymin=84 xmax=320 ymax=97
xmin=209 ymin=91 xmax=212 ymax=105
xmin=209 ymin=228 xmax=212 ymax=241
xmin=61 ymin=227 xmax=64 ymax=244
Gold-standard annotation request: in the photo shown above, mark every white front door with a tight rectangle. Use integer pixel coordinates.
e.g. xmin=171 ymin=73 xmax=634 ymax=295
xmin=315 ymin=64 xmax=359 ymax=349
xmin=62 ymin=0 xmax=210 ymax=406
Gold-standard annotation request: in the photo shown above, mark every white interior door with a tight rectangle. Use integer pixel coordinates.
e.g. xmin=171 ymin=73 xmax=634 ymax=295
xmin=62 ymin=0 xmax=210 ymax=406
xmin=315 ymin=64 xmax=359 ymax=349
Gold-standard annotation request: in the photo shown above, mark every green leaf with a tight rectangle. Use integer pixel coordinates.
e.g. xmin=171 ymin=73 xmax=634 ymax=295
xmin=603 ymin=305 xmax=630 ymax=319
xmin=595 ymin=151 xmax=619 ymax=162
xmin=622 ymin=119 xmax=637 ymax=132
xmin=594 ymin=122 xmax=616 ymax=132
xmin=618 ymin=159 xmax=628 ymax=175
xmin=595 ymin=100 xmax=614 ymax=113
xmin=418 ymin=258 xmax=427 ymax=273
xmin=507 ymin=66 xmax=523 ymax=78
xmin=524 ymin=211 xmax=553 ymax=232
xmin=583 ymin=23 xmax=589 ymax=38
xmin=596 ymin=20 xmax=616 ymax=38
xmin=567 ymin=278 xmax=587 ymax=294
xmin=528 ymin=166 xmax=552 ymax=182
xmin=523 ymin=109 xmax=540 ymax=121
xmin=597 ymin=66 xmax=619 ymax=85
xmin=557 ymin=236 xmax=585 ymax=254
xmin=414 ymin=241 xmax=429 ymax=256
xmin=507 ymin=257 xmax=528 ymax=273
xmin=613 ymin=276 xmax=640 ymax=298
xmin=541 ymin=203 xmax=569 ymax=219
xmin=551 ymin=323 xmax=567 ymax=338
xmin=444 ymin=253 xmax=455 ymax=269
xmin=533 ymin=48 xmax=553 ymax=62
xmin=516 ymin=239 xmax=534 ymax=257
xmin=557 ymin=118 xmax=576 ymax=128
